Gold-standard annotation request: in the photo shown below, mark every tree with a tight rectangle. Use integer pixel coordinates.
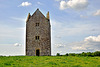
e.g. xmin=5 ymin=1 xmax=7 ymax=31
xmin=69 ymin=53 xmax=75 ymax=56
xmin=82 ymin=52 xmax=87 ymax=56
xmin=87 ymin=52 xmax=92 ymax=56
xmin=65 ymin=53 xmax=68 ymax=56
xmin=94 ymin=51 xmax=100 ymax=56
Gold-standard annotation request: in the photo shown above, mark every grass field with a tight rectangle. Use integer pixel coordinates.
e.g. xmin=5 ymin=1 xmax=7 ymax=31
xmin=0 ymin=56 xmax=100 ymax=67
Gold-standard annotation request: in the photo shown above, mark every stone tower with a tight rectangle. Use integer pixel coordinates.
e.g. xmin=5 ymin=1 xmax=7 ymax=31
xmin=26 ymin=9 xmax=51 ymax=56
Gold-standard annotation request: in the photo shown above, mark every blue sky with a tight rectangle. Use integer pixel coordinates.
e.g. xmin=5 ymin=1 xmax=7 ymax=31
xmin=0 ymin=0 xmax=100 ymax=56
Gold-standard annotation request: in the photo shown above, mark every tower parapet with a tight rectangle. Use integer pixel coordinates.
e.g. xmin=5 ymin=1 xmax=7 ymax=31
xmin=46 ymin=11 xmax=50 ymax=20
xmin=26 ymin=13 xmax=31 ymax=22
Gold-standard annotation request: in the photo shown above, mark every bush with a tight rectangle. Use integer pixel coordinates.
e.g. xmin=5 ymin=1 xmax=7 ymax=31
xmin=69 ymin=53 xmax=75 ymax=56
xmin=94 ymin=51 xmax=100 ymax=56
xmin=56 ymin=53 xmax=60 ymax=56
xmin=57 ymin=51 xmax=100 ymax=57
xmin=82 ymin=52 xmax=87 ymax=56
xmin=65 ymin=53 xmax=68 ymax=56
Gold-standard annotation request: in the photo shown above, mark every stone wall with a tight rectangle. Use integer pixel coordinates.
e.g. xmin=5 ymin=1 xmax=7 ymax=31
xmin=26 ymin=9 xmax=51 ymax=56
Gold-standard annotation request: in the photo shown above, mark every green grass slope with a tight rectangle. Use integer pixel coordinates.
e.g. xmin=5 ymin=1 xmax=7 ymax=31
xmin=0 ymin=56 xmax=100 ymax=67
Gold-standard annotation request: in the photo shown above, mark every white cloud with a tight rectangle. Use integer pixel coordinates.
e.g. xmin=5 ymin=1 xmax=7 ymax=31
xmin=19 ymin=2 xmax=32 ymax=7
xmin=80 ymin=15 xmax=88 ymax=18
xmin=14 ymin=43 xmax=22 ymax=46
xmin=60 ymin=1 xmax=67 ymax=10
xmin=37 ymin=2 xmax=43 ymax=5
xmin=51 ymin=20 xmax=100 ymax=37
xmin=17 ymin=27 xmax=25 ymax=30
xmin=55 ymin=36 xmax=61 ymax=38
xmin=55 ymin=0 xmax=61 ymax=2
xmin=60 ymin=0 xmax=88 ymax=10
xmin=0 ymin=23 xmax=25 ymax=45
xmin=84 ymin=35 xmax=100 ymax=42
xmin=71 ymin=35 xmax=100 ymax=51
xmin=55 ymin=44 xmax=65 ymax=48
xmin=57 ymin=51 xmax=62 ymax=53
xmin=93 ymin=10 xmax=100 ymax=16
xmin=72 ymin=47 xmax=87 ymax=51
xmin=51 ymin=20 xmax=100 ymax=54
xmin=0 ymin=44 xmax=25 ymax=56
xmin=10 ymin=17 xmax=26 ymax=22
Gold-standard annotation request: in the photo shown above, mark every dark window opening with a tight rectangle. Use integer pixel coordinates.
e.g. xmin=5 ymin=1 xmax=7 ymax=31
xmin=47 ymin=19 xmax=49 ymax=21
xmin=35 ymin=36 xmax=39 ymax=40
xmin=36 ymin=49 xmax=40 ymax=56
xmin=36 ymin=23 xmax=39 ymax=26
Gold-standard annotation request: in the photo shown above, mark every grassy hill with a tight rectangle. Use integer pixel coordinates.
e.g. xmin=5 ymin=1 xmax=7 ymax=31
xmin=0 ymin=56 xmax=100 ymax=67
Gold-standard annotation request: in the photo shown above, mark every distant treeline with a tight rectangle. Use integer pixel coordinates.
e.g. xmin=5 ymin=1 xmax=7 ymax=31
xmin=56 ymin=51 xmax=100 ymax=57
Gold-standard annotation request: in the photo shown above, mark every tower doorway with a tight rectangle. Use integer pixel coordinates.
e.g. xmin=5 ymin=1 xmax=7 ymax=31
xmin=36 ymin=49 xmax=40 ymax=56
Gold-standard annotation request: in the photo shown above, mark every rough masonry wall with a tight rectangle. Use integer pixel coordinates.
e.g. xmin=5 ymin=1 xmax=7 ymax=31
xmin=26 ymin=9 xmax=51 ymax=56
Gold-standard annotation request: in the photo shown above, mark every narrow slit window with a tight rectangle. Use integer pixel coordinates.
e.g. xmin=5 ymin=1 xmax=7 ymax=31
xmin=36 ymin=23 xmax=39 ymax=26
xmin=35 ymin=36 xmax=39 ymax=40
